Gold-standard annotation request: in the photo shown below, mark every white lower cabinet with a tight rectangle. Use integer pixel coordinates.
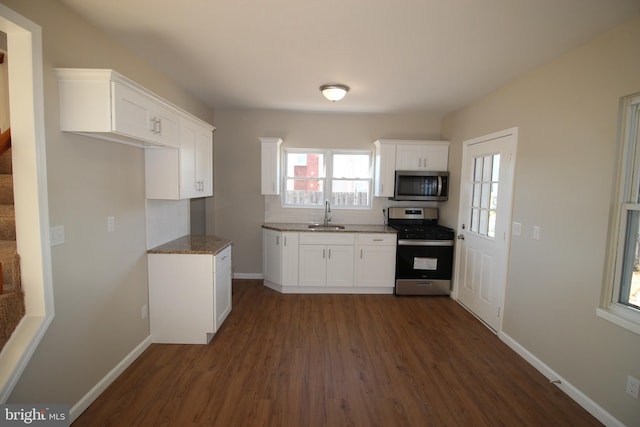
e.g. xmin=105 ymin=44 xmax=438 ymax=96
xmin=355 ymin=234 xmax=397 ymax=287
xmin=299 ymin=243 xmax=355 ymax=287
xmin=148 ymin=246 xmax=232 ymax=344
xmin=263 ymin=229 xmax=299 ymax=287
xmin=263 ymin=228 xmax=395 ymax=293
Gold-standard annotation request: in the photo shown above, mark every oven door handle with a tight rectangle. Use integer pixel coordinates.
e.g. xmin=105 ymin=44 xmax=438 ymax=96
xmin=398 ymin=240 xmax=454 ymax=247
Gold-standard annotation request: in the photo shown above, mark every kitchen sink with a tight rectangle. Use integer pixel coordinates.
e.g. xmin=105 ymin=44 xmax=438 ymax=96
xmin=307 ymin=224 xmax=346 ymax=230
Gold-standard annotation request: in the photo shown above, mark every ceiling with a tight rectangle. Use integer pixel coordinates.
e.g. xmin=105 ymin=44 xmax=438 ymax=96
xmin=59 ymin=0 xmax=640 ymax=115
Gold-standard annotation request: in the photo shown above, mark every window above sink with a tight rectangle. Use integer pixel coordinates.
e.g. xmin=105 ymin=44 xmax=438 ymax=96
xmin=283 ymin=149 xmax=372 ymax=209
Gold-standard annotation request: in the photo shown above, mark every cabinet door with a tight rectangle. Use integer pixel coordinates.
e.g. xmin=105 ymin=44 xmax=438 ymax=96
xmin=112 ymin=82 xmax=155 ymax=142
xmin=180 ymin=123 xmax=198 ymax=199
xmin=263 ymin=229 xmax=282 ymax=285
xmin=281 ymin=232 xmax=299 ymax=286
xmin=214 ymin=247 xmax=232 ymax=330
xmin=326 ymin=245 xmax=354 ymax=287
xmin=260 ymin=138 xmax=282 ymax=195
xmin=153 ymin=104 xmax=180 ymax=148
xmin=395 ymin=144 xmax=424 ymax=170
xmin=422 ymin=144 xmax=449 ymax=171
xmin=179 ymin=118 xmax=214 ymax=199
xmin=298 ymin=244 xmax=326 ymax=286
xmin=356 ymin=245 xmax=396 ymax=287
xmin=374 ymin=142 xmax=396 ymax=197
xmin=196 ymin=127 xmax=213 ymax=196
xmin=396 ymin=142 xmax=449 ymax=171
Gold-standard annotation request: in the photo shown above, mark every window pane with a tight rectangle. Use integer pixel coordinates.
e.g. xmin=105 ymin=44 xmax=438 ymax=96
xmin=479 ymin=209 xmax=489 ymax=235
xmin=331 ymin=179 xmax=370 ymax=207
xmin=620 ymin=209 xmax=640 ymax=309
xmin=286 ymin=152 xmax=324 ymax=178
xmin=482 ymin=155 xmax=492 ymax=180
xmin=474 ymin=158 xmax=483 ymax=181
xmin=492 ymin=154 xmax=501 ymax=181
xmin=333 ymin=154 xmax=370 ymax=178
xmin=471 ymin=208 xmax=480 ymax=233
xmin=284 ymin=178 xmax=324 ymax=205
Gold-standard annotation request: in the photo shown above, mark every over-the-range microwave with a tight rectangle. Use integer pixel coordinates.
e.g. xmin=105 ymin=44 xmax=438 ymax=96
xmin=391 ymin=170 xmax=449 ymax=201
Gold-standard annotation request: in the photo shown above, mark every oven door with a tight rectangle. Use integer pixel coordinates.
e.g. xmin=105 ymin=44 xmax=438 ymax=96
xmin=395 ymin=239 xmax=454 ymax=295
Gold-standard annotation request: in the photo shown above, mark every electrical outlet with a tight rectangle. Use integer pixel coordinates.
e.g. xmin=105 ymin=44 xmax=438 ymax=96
xmin=50 ymin=225 xmax=65 ymax=246
xmin=532 ymin=225 xmax=541 ymax=240
xmin=107 ymin=216 xmax=116 ymax=233
xmin=627 ymin=375 xmax=640 ymax=399
xmin=141 ymin=304 xmax=148 ymax=320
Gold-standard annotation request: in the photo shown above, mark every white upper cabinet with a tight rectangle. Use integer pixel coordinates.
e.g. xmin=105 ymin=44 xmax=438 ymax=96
xmin=260 ymin=137 xmax=282 ymax=195
xmin=145 ymin=116 xmax=214 ymax=200
xmin=374 ymin=140 xmax=396 ymax=197
xmin=395 ymin=141 xmax=449 ymax=171
xmin=55 ymin=68 xmax=203 ymax=148
xmin=111 ymin=81 xmax=180 ymax=147
xmin=179 ymin=117 xmax=213 ymax=198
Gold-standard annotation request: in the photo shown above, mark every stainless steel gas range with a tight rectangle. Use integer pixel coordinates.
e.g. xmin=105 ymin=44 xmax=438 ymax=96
xmin=387 ymin=207 xmax=455 ymax=296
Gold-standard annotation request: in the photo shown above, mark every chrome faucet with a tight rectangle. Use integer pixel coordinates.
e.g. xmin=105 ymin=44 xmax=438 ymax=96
xmin=323 ymin=200 xmax=331 ymax=226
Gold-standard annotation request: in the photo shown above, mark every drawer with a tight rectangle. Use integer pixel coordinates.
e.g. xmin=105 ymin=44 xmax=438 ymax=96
xmin=299 ymin=232 xmax=355 ymax=245
xmin=357 ymin=233 xmax=397 ymax=245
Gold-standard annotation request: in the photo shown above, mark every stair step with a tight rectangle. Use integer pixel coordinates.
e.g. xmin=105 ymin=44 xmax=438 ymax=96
xmin=0 ymin=205 xmax=15 ymax=241
xmin=0 ymin=174 xmax=13 ymax=205
xmin=0 ymin=240 xmax=19 ymax=291
xmin=0 ymin=289 xmax=26 ymax=352
xmin=0 ymin=148 xmax=11 ymax=175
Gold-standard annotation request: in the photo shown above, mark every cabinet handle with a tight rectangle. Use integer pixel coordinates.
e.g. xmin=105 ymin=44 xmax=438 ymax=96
xmin=328 ymin=249 xmax=331 ymax=259
xmin=284 ymin=236 xmax=287 ymax=246
xmin=272 ymin=182 xmax=276 ymax=193
xmin=157 ymin=117 xmax=162 ymax=135
xmin=373 ymin=238 xmax=383 ymax=241
xmin=276 ymin=236 xmax=279 ymax=246
xmin=323 ymin=249 xmax=326 ymax=259
xmin=360 ymin=249 xmax=363 ymax=259
xmin=150 ymin=117 xmax=157 ymax=134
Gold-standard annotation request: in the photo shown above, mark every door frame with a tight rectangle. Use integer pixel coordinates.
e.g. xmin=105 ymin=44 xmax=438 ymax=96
xmin=0 ymin=4 xmax=54 ymax=401
xmin=452 ymin=127 xmax=518 ymax=333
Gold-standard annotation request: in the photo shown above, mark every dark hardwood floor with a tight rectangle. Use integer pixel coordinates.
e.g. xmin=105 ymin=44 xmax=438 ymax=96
xmin=73 ymin=280 xmax=602 ymax=426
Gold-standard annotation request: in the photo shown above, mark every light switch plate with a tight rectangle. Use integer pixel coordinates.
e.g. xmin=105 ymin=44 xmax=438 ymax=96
xmin=512 ymin=222 xmax=522 ymax=236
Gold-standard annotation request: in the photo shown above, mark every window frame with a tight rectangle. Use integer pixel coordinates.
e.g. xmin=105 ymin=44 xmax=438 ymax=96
xmin=598 ymin=93 xmax=640 ymax=335
xmin=282 ymin=148 xmax=373 ymax=209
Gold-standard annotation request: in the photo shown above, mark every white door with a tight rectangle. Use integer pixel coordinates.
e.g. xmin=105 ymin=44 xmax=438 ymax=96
xmin=455 ymin=128 xmax=517 ymax=332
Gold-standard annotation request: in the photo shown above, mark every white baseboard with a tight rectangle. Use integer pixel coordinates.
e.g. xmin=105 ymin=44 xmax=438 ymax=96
xmin=233 ymin=273 xmax=263 ymax=280
xmin=70 ymin=335 xmax=152 ymax=422
xmin=498 ymin=332 xmax=624 ymax=427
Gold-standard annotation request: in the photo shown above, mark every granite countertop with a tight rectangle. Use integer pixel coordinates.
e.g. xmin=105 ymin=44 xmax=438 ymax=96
xmin=262 ymin=223 xmax=397 ymax=234
xmin=147 ymin=235 xmax=232 ymax=255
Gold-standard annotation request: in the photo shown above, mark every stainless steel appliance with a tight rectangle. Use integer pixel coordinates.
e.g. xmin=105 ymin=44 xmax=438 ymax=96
xmin=387 ymin=207 xmax=454 ymax=295
xmin=391 ymin=170 xmax=449 ymax=201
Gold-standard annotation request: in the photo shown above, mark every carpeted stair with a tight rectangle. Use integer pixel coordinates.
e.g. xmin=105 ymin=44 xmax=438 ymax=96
xmin=0 ymin=131 xmax=25 ymax=352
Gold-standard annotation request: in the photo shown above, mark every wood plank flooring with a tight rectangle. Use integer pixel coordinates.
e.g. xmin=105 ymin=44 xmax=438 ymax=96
xmin=73 ymin=280 xmax=602 ymax=426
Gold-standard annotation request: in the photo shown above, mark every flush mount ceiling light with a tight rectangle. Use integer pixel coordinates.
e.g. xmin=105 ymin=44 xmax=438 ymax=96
xmin=319 ymin=84 xmax=350 ymax=102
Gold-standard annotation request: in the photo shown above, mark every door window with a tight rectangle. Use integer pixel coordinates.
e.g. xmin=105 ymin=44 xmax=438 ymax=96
xmin=470 ymin=154 xmax=500 ymax=238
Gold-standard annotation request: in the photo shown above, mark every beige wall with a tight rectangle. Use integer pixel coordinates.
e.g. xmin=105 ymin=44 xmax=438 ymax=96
xmin=2 ymin=0 xmax=214 ymax=407
xmin=210 ymin=109 xmax=444 ymax=274
xmin=442 ymin=15 xmax=640 ymax=426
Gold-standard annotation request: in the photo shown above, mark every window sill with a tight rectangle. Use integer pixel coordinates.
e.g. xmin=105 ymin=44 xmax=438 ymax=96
xmin=596 ymin=304 xmax=640 ymax=336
